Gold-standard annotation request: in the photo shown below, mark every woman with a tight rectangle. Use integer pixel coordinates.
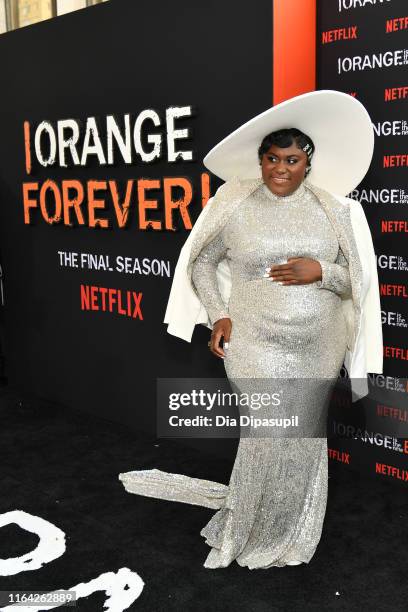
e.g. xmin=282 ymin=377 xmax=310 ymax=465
xmin=119 ymin=90 xmax=383 ymax=570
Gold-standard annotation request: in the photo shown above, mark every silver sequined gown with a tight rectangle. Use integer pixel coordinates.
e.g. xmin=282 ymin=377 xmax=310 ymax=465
xmin=119 ymin=179 xmax=351 ymax=570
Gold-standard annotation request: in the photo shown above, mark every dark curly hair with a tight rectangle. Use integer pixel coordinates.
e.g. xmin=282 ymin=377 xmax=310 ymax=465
xmin=258 ymin=128 xmax=315 ymax=176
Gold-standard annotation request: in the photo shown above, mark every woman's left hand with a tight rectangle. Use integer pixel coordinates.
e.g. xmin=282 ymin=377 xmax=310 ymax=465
xmin=265 ymin=257 xmax=322 ymax=285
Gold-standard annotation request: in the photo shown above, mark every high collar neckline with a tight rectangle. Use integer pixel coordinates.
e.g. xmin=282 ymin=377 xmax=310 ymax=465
xmin=261 ymin=180 xmax=307 ymax=203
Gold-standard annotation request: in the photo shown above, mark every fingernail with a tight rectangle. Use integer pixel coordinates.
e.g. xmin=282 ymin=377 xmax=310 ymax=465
xmin=277 ymin=281 xmax=284 ymax=285
xmin=262 ymin=273 xmax=269 ymax=277
xmin=265 ymin=267 xmax=271 ymax=271
xmin=224 ymin=342 xmax=229 ymax=348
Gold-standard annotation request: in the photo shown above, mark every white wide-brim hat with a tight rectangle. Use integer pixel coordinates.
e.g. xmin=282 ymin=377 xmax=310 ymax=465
xmin=203 ymin=90 xmax=374 ymax=196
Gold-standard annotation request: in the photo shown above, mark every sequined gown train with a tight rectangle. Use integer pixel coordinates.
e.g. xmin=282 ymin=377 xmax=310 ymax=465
xmin=119 ymin=180 xmax=351 ymax=569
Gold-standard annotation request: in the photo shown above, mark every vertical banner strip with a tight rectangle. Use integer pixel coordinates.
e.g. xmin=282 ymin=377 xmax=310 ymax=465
xmin=273 ymin=0 xmax=316 ymax=105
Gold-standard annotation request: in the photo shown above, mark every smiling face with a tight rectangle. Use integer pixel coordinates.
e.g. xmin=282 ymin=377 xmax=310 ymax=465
xmin=260 ymin=141 xmax=309 ymax=196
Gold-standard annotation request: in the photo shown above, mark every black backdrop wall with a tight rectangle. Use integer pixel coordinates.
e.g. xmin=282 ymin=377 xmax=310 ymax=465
xmin=1 ymin=0 xmax=406 ymax=484
xmin=0 ymin=0 xmax=272 ymax=454
xmin=318 ymin=0 xmax=408 ymax=486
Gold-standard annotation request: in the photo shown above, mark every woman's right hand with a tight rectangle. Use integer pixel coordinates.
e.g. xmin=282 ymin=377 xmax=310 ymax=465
xmin=209 ymin=317 xmax=232 ymax=359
